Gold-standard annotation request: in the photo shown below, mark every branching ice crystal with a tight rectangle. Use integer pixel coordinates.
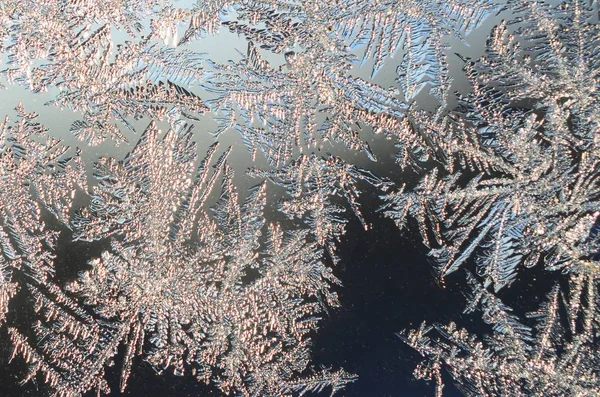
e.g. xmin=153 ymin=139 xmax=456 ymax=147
xmin=202 ymin=39 xmax=406 ymax=164
xmin=250 ymin=154 xmax=391 ymax=264
xmin=0 ymin=104 xmax=85 ymax=323
xmin=382 ymin=0 xmax=600 ymax=291
xmin=9 ymin=123 xmax=354 ymax=396
xmin=1 ymin=0 xmax=500 ymax=158
xmin=1 ymin=0 xmax=599 ymax=396
xmin=0 ymin=105 xmax=93 ymax=395
xmin=1 ymin=0 xmax=211 ymax=146
xmin=321 ymin=0 xmax=503 ymax=99
xmin=400 ymin=272 xmax=600 ymax=396
xmin=201 ymin=0 xmax=503 ymax=163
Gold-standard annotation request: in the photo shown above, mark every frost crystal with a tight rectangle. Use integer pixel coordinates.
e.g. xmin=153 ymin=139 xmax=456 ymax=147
xmin=250 ymin=154 xmax=390 ymax=263
xmin=382 ymin=0 xmax=600 ymax=291
xmin=0 ymin=0 xmax=599 ymax=396
xmin=400 ymin=272 xmax=600 ymax=396
xmin=9 ymin=124 xmax=353 ymax=396
xmin=0 ymin=104 xmax=84 ymax=322
xmin=2 ymin=0 xmax=210 ymax=146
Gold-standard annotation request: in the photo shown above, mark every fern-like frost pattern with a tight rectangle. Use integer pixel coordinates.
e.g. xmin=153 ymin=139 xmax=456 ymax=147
xmin=0 ymin=0 xmax=599 ymax=396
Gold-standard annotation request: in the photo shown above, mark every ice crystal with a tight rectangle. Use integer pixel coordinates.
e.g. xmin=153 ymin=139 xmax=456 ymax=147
xmin=250 ymin=154 xmax=390 ymax=263
xmin=201 ymin=0 xmax=502 ymax=162
xmin=201 ymin=40 xmax=406 ymax=164
xmin=1 ymin=0 xmax=211 ymax=146
xmin=1 ymin=0 xmax=498 ymax=157
xmin=1 ymin=0 xmax=599 ymax=396
xmin=382 ymin=0 xmax=600 ymax=291
xmin=322 ymin=0 xmax=503 ymax=98
xmin=400 ymin=272 xmax=600 ymax=396
xmin=0 ymin=104 xmax=85 ymax=323
xmin=8 ymin=123 xmax=353 ymax=396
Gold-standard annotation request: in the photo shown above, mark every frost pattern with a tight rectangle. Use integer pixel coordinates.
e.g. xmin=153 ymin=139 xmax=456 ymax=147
xmin=322 ymin=0 xmax=502 ymax=98
xmin=0 ymin=0 xmax=599 ymax=396
xmin=0 ymin=104 xmax=85 ymax=323
xmin=8 ymin=124 xmax=354 ymax=396
xmin=1 ymin=0 xmax=210 ymax=146
xmin=382 ymin=0 xmax=600 ymax=291
xmin=0 ymin=0 xmax=498 ymax=155
xmin=387 ymin=1 xmax=600 ymax=394
xmin=201 ymin=0 xmax=503 ymax=162
xmin=400 ymin=272 xmax=600 ymax=396
xmin=250 ymin=154 xmax=391 ymax=264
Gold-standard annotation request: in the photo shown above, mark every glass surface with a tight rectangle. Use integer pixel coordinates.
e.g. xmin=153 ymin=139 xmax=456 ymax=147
xmin=0 ymin=1 xmax=598 ymax=396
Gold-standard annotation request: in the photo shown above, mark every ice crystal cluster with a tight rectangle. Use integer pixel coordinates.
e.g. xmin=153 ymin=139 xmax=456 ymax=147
xmin=382 ymin=0 xmax=600 ymax=290
xmin=0 ymin=0 xmax=599 ymax=396
xmin=400 ymin=272 xmax=600 ymax=396
xmin=388 ymin=1 xmax=600 ymax=395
